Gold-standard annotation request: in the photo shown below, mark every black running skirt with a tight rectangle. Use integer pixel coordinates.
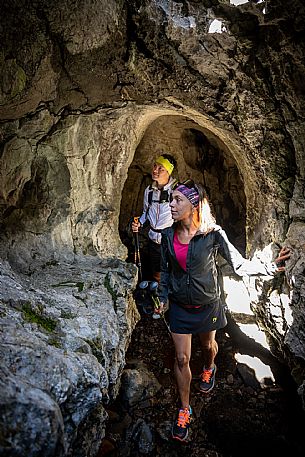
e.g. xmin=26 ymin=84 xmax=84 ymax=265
xmin=169 ymin=301 xmax=227 ymax=335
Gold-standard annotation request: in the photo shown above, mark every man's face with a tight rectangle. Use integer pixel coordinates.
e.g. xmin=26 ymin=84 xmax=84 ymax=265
xmin=152 ymin=162 xmax=170 ymax=186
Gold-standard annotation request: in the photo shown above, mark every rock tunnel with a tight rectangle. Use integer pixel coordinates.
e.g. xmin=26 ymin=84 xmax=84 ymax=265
xmin=119 ymin=112 xmax=247 ymax=258
xmin=1 ymin=0 xmax=305 ymax=456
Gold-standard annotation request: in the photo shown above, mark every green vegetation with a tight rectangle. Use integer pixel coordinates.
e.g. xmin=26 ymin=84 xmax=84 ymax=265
xmin=22 ymin=303 xmax=57 ymax=332
xmin=60 ymin=310 xmax=77 ymax=319
xmin=85 ymin=338 xmax=105 ymax=364
xmin=10 ymin=62 xmax=27 ymax=98
xmin=48 ymin=337 xmax=62 ymax=349
xmin=51 ymin=281 xmax=84 ymax=292
xmin=104 ymin=274 xmax=118 ymax=311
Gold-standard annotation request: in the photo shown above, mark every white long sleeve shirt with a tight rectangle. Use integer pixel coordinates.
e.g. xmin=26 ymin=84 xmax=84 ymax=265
xmin=139 ymin=177 xmax=175 ymax=244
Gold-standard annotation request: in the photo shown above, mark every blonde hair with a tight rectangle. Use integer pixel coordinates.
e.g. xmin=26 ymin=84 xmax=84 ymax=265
xmin=193 ymin=184 xmax=216 ymax=234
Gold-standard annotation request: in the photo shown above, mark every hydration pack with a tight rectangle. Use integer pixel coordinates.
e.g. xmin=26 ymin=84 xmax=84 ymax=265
xmin=147 ymin=187 xmax=170 ymax=205
xmin=145 ymin=184 xmax=175 ymax=219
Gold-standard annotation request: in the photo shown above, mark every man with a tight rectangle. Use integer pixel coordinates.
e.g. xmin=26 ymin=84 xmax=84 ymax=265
xmin=132 ymin=154 xmax=176 ymax=282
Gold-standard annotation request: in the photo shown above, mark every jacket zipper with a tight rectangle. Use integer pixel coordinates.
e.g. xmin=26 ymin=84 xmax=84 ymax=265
xmin=186 ymin=239 xmax=192 ymax=304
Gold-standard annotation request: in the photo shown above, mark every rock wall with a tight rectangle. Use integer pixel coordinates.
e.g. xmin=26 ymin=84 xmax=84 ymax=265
xmin=1 ymin=0 xmax=305 ymax=455
xmin=0 ymin=255 xmax=139 ymax=456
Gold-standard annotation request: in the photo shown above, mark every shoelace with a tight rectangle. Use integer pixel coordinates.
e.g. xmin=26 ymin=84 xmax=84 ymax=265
xmin=177 ymin=408 xmax=191 ymax=428
xmin=201 ymin=368 xmax=213 ymax=383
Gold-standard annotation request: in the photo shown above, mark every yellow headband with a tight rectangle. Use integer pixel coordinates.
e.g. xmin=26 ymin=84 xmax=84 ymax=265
xmin=155 ymin=156 xmax=174 ymax=175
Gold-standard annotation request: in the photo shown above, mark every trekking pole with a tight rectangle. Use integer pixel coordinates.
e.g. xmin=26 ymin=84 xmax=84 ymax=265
xmin=149 ymin=281 xmax=171 ymax=335
xmin=133 ymin=217 xmax=142 ymax=282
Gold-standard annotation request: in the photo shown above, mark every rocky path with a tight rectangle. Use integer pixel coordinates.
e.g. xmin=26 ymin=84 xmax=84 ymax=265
xmin=99 ymin=310 xmax=305 ymax=457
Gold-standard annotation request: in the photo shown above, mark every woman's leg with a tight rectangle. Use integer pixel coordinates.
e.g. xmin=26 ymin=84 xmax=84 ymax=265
xmin=199 ymin=330 xmax=218 ymax=369
xmin=171 ymin=332 xmax=192 ymax=409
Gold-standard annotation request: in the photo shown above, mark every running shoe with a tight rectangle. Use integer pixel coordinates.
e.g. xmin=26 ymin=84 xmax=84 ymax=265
xmin=199 ymin=365 xmax=217 ymax=393
xmin=172 ymin=406 xmax=192 ymax=442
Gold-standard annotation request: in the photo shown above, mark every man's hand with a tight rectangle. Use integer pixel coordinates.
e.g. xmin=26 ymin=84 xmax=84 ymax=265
xmin=131 ymin=217 xmax=141 ymax=233
xmin=274 ymin=246 xmax=291 ymax=272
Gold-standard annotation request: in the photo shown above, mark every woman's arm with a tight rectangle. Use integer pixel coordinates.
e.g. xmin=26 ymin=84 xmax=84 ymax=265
xmin=216 ymin=228 xmax=290 ymax=276
xmin=274 ymin=247 xmax=290 ymax=271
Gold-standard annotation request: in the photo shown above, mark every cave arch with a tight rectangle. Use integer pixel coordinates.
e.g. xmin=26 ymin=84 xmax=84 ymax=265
xmin=119 ymin=112 xmax=247 ymax=261
xmin=92 ymin=100 xmax=279 ymax=262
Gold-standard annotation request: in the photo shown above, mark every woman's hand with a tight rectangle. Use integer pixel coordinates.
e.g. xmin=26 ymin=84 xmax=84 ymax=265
xmin=274 ymin=246 xmax=291 ymax=272
xmin=154 ymin=301 xmax=165 ymax=315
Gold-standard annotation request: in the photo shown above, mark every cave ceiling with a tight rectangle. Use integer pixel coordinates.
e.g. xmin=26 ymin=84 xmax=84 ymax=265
xmin=0 ymin=0 xmax=305 ymax=376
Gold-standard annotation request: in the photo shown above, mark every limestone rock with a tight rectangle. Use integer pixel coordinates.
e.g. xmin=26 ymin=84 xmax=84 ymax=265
xmin=0 ymin=366 xmax=65 ymax=457
xmin=0 ymin=256 xmax=140 ymax=456
xmin=120 ymin=365 xmax=162 ymax=409
xmin=0 ymin=0 xmax=305 ymax=455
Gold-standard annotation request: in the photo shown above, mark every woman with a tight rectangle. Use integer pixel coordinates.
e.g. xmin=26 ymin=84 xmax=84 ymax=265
xmin=157 ymin=180 xmax=290 ymax=442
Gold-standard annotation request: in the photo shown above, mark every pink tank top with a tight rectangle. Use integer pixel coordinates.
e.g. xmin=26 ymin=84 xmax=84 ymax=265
xmin=173 ymin=232 xmax=189 ymax=271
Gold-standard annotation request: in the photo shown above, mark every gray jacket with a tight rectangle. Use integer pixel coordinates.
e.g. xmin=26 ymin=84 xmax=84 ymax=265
xmin=159 ymin=224 xmax=276 ymax=307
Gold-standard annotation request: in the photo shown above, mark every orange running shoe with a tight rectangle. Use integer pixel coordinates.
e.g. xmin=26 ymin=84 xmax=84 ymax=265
xmin=199 ymin=365 xmax=217 ymax=393
xmin=172 ymin=406 xmax=192 ymax=442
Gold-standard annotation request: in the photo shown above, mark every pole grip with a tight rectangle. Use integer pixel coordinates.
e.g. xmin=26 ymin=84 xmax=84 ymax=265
xmin=152 ymin=295 xmax=161 ymax=310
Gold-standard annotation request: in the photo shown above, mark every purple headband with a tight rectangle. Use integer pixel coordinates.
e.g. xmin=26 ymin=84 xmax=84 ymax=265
xmin=175 ymin=184 xmax=199 ymax=207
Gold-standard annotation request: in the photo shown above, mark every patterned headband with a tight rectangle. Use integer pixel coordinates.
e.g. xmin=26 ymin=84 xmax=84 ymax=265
xmin=175 ymin=184 xmax=199 ymax=208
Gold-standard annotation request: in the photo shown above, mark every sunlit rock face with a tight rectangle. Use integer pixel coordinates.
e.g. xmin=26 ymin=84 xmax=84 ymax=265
xmin=0 ymin=0 xmax=305 ymax=455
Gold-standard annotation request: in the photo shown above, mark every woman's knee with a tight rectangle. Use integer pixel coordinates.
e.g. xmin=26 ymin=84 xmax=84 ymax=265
xmin=200 ymin=331 xmax=217 ymax=350
xmin=201 ymin=338 xmax=218 ymax=352
xmin=175 ymin=352 xmax=190 ymax=369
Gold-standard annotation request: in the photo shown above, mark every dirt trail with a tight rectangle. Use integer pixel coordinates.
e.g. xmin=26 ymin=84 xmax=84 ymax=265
xmin=100 ymin=310 xmax=305 ymax=457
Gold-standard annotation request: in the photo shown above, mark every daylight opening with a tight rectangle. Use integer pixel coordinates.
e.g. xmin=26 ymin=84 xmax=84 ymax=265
xmin=208 ymin=19 xmax=225 ymax=34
